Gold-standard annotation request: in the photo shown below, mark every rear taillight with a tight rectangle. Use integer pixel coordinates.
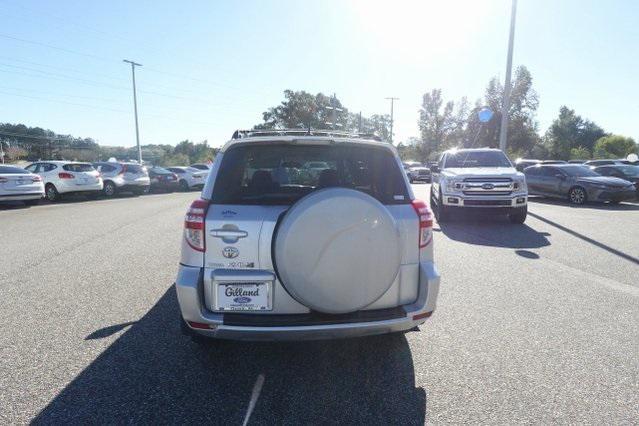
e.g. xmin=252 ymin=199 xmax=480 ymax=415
xmin=411 ymin=199 xmax=433 ymax=248
xmin=184 ymin=199 xmax=209 ymax=252
xmin=118 ymin=165 xmax=127 ymax=175
xmin=58 ymin=172 xmax=74 ymax=179
xmin=32 ymin=176 xmax=42 ymax=182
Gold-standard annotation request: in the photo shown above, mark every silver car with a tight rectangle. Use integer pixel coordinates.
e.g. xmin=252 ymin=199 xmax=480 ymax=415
xmin=93 ymin=161 xmax=150 ymax=197
xmin=175 ymin=130 xmax=440 ymax=342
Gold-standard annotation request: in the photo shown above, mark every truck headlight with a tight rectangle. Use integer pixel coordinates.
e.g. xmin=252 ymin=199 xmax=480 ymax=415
xmin=446 ymin=179 xmax=463 ymax=192
xmin=513 ymin=178 xmax=527 ymax=192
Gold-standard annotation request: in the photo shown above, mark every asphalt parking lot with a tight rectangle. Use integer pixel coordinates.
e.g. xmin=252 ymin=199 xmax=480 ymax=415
xmin=1 ymin=186 xmax=638 ymax=424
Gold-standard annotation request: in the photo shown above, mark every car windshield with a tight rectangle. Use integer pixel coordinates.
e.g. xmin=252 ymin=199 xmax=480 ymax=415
xmin=212 ymin=144 xmax=409 ymax=205
xmin=62 ymin=163 xmax=95 ymax=172
xmin=124 ymin=164 xmax=144 ymax=173
xmin=559 ymin=165 xmax=600 ymax=177
xmin=444 ymin=151 xmax=512 ymax=168
xmin=0 ymin=166 xmax=29 ymax=174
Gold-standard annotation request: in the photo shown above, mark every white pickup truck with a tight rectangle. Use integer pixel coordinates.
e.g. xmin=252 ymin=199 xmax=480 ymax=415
xmin=430 ymin=148 xmax=528 ymax=223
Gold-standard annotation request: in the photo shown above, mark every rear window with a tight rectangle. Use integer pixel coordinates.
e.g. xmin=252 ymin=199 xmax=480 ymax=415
xmin=212 ymin=143 xmax=409 ymax=205
xmin=151 ymin=167 xmax=173 ymax=175
xmin=0 ymin=166 xmax=29 ymax=174
xmin=124 ymin=164 xmax=144 ymax=173
xmin=63 ymin=163 xmax=95 ymax=172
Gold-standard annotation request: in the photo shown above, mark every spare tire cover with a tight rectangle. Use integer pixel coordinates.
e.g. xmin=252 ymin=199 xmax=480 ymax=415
xmin=274 ymin=188 xmax=401 ymax=314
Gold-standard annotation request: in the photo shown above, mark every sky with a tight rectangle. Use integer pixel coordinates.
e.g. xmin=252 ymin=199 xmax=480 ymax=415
xmin=1 ymin=0 xmax=638 ymax=148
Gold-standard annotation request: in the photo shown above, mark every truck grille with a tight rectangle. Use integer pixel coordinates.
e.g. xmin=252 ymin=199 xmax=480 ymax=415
xmin=465 ymin=199 xmax=511 ymax=206
xmin=460 ymin=177 xmax=513 ymax=195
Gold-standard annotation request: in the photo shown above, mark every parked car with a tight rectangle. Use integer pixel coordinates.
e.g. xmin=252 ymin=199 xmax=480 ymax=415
xmin=583 ymin=159 xmax=631 ymax=167
xmin=176 ymin=130 xmax=440 ymax=343
xmin=514 ymin=158 xmax=541 ymax=172
xmin=407 ymin=166 xmax=431 ymax=183
xmin=542 ymin=160 xmax=567 ymax=165
xmin=430 ymin=148 xmax=528 ymax=223
xmin=523 ymin=164 xmax=636 ymax=204
xmin=568 ymin=160 xmax=587 ymax=164
xmin=24 ymin=161 xmax=102 ymax=201
xmin=148 ymin=166 xmax=179 ymax=192
xmin=592 ymin=165 xmax=639 ymax=198
xmin=166 ymin=166 xmax=208 ymax=191
xmin=0 ymin=165 xmax=44 ymax=205
xmin=189 ymin=163 xmax=211 ymax=171
xmin=93 ymin=161 xmax=150 ymax=197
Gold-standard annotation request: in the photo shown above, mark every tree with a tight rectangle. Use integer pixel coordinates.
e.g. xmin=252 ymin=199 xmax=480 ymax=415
xmin=544 ymin=106 xmax=606 ymax=160
xmin=570 ymin=147 xmax=591 ymax=160
xmin=593 ymin=135 xmax=637 ymax=159
xmin=418 ymin=89 xmax=455 ymax=158
xmin=254 ymin=90 xmax=391 ymax=141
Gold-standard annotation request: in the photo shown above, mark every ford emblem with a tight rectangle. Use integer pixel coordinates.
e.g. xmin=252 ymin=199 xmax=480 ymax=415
xmin=233 ymin=296 xmax=251 ymax=304
xmin=482 ymin=183 xmax=495 ymax=190
xmin=222 ymin=246 xmax=239 ymax=259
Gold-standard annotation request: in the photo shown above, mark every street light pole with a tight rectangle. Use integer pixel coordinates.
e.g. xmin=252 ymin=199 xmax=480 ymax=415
xmin=385 ymin=97 xmax=399 ymax=144
xmin=499 ymin=0 xmax=517 ymax=152
xmin=123 ymin=59 xmax=143 ymax=163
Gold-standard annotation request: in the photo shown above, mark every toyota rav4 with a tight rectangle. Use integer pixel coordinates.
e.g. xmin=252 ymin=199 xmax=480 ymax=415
xmin=175 ymin=130 xmax=440 ymax=342
xmin=430 ymin=148 xmax=528 ymax=223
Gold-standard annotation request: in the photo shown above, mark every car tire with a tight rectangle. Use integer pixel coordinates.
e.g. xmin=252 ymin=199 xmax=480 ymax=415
xmin=508 ymin=206 xmax=527 ymax=224
xmin=45 ymin=184 xmax=59 ymax=202
xmin=568 ymin=186 xmax=587 ymax=205
xmin=103 ymin=181 xmax=117 ymax=197
xmin=433 ymin=189 xmax=450 ymax=223
xmin=179 ymin=180 xmax=189 ymax=192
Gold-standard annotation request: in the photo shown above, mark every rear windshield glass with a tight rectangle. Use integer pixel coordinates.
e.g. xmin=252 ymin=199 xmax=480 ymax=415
xmin=444 ymin=151 xmax=512 ymax=168
xmin=212 ymin=143 xmax=409 ymax=205
xmin=124 ymin=164 xmax=144 ymax=173
xmin=151 ymin=167 xmax=172 ymax=175
xmin=63 ymin=163 xmax=95 ymax=172
xmin=0 ymin=166 xmax=29 ymax=174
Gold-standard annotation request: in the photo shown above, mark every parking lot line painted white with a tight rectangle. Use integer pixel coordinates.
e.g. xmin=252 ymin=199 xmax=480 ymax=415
xmin=242 ymin=374 xmax=265 ymax=426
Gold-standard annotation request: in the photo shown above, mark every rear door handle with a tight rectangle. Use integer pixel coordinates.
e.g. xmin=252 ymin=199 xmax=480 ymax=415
xmin=211 ymin=229 xmax=248 ymax=242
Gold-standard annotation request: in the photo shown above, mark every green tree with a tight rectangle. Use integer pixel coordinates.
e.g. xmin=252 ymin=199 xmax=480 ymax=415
xmin=593 ymin=135 xmax=637 ymax=159
xmin=544 ymin=106 xmax=606 ymax=160
xmin=570 ymin=146 xmax=591 ymax=160
xmin=418 ymin=89 xmax=455 ymax=158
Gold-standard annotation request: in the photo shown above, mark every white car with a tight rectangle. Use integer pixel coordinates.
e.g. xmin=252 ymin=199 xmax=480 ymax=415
xmin=0 ymin=165 xmax=44 ymax=205
xmin=93 ymin=161 xmax=150 ymax=197
xmin=25 ymin=161 xmax=103 ymax=202
xmin=167 ymin=167 xmax=208 ymax=191
xmin=175 ymin=129 xmax=440 ymax=343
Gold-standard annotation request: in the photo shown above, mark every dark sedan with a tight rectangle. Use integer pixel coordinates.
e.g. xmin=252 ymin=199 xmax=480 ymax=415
xmin=523 ymin=164 xmax=636 ymax=205
xmin=148 ymin=167 xmax=179 ymax=192
xmin=592 ymin=165 xmax=639 ymax=199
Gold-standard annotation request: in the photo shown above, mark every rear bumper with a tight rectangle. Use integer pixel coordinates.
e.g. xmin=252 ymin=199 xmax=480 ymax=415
xmin=0 ymin=192 xmax=43 ymax=201
xmin=175 ymin=262 xmax=440 ymax=341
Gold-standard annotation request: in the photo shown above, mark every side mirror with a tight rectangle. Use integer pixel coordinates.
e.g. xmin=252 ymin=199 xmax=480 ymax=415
xmin=430 ymin=165 xmax=440 ymax=173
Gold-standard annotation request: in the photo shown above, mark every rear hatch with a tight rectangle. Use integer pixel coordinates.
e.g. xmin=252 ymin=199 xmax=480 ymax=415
xmin=62 ymin=163 xmax=100 ymax=186
xmin=203 ymin=142 xmax=420 ymax=314
xmin=121 ymin=164 xmax=149 ymax=185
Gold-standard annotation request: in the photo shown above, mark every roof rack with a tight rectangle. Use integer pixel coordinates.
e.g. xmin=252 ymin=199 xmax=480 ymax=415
xmin=231 ymin=128 xmax=382 ymax=142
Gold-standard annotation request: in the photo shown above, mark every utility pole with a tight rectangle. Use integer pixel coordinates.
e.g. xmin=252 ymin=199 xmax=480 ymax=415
xmin=385 ymin=97 xmax=399 ymax=144
xmin=123 ymin=59 xmax=143 ymax=163
xmin=325 ymin=93 xmax=343 ymax=130
xmin=499 ymin=0 xmax=517 ymax=152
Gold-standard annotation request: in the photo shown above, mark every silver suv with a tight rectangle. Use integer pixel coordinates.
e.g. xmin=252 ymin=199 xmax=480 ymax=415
xmin=175 ymin=130 xmax=440 ymax=342
xmin=93 ymin=161 xmax=150 ymax=197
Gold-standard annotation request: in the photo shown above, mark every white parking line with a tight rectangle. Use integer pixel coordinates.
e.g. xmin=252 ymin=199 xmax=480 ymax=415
xmin=242 ymin=374 xmax=265 ymax=426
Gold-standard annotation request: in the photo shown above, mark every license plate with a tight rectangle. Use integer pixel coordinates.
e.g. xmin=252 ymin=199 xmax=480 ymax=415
xmin=216 ymin=282 xmax=271 ymax=311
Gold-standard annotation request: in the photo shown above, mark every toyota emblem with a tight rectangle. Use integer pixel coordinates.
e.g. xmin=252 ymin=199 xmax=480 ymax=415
xmin=222 ymin=246 xmax=239 ymax=259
